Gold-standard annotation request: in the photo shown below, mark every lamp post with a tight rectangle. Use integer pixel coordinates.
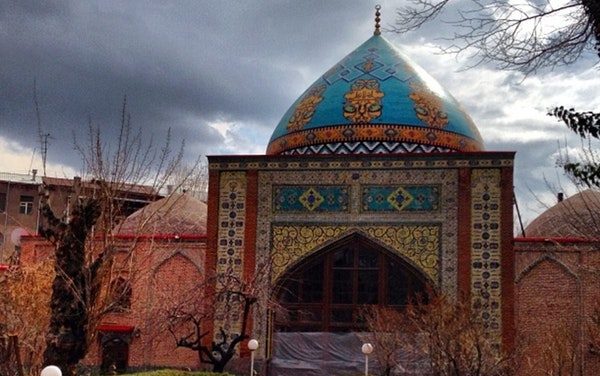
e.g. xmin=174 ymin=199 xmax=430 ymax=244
xmin=362 ymin=342 xmax=374 ymax=376
xmin=248 ymin=338 xmax=259 ymax=376
xmin=41 ymin=366 xmax=62 ymax=376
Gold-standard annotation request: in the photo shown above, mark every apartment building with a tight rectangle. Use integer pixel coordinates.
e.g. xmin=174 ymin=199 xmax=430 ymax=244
xmin=0 ymin=171 xmax=159 ymax=263
xmin=0 ymin=171 xmax=43 ymax=263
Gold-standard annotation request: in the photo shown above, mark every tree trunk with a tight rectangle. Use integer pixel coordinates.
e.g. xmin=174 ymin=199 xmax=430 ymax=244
xmin=42 ymin=199 xmax=100 ymax=375
xmin=43 ymin=240 xmax=88 ymax=375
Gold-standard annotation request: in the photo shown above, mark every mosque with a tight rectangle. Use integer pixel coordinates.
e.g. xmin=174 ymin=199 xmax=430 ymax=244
xmin=18 ymin=7 xmax=600 ymax=376
xmin=207 ymin=5 xmax=512 ymax=366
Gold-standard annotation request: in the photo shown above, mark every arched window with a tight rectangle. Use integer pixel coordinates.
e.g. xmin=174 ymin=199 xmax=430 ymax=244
xmin=275 ymin=234 xmax=429 ymax=332
xmin=109 ymin=277 xmax=132 ymax=312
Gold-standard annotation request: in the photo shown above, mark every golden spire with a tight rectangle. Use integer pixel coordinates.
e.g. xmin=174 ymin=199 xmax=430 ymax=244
xmin=374 ymin=5 xmax=382 ymax=35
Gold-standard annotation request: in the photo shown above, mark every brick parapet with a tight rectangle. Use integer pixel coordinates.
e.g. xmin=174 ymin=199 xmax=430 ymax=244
xmin=500 ymin=167 xmax=515 ymax=352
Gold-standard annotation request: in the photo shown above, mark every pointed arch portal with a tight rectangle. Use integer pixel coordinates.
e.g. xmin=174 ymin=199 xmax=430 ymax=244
xmin=274 ymin=233 xmax=430 ymax=332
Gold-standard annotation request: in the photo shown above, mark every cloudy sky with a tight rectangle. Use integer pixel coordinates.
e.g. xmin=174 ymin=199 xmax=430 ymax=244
xmin=1 ymin=0 xmax=599 ymax=227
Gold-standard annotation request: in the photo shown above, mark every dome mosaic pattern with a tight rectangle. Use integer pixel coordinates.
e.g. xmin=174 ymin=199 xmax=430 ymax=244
xmin=266 ymin=35 xmax=484 ymax=155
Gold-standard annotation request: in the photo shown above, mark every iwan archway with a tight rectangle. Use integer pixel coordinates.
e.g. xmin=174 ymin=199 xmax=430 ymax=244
xmin=274 ymin=233 xmax=431 ymax=333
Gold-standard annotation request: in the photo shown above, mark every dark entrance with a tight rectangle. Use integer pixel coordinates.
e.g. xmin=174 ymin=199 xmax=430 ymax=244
xmin=100 ymin=335 xmax=129 ymax=374
xmin=274 ymin=233 xmax=430 ymax=332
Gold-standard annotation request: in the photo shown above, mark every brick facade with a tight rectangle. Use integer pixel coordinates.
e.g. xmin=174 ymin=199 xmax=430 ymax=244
xmin=13 ymin=153 xmax=600 ymax=375
xmin=19 ymin=234 xmax=207 ymax=371
xmin=206 ymin=152 xmax=516 ymax=359
xmin=514 ymin=238 xmax=600 ymax=375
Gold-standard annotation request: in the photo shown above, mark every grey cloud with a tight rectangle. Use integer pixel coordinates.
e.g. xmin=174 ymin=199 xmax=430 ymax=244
xmin=0 ymin=0 xmax=379 ymax=168
xmin=0 ymin=0 xmax=594 ymax=227
xmin=0 ymin=0 xmax=71 ymax=19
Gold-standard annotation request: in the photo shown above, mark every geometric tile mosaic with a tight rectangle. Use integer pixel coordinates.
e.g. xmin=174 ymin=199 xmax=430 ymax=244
xmin=471 ymin=168 xmax=502 ymax=345
xmin=256 ymin=168 xmax=459 ymax=298
xmin=280 ymin=141 xmax=452 ymax=155
xmin=249 ymin=166 xmax=462 ymax=349
xmin=214 ymin=171 xmax=247 ymax=342
xmin=270 ymin=223 xmax=441 ymax=284
xmin=273 ymin=185 xmax=349 ymax=213
xmin=210 ymin=155 xmax=513 ymax=352
xmin=362 ymin=185 xmax=439 ymax=212
xmin=268 ymin=127 xmax=480 ymax=155
xmin=217 ymin=171 xmax=246 ymax=277
xmin=209 ymin=157 xmax=514 ymax=171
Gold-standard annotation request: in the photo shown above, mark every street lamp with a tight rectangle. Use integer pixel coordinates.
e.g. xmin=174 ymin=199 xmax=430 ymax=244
xmin=248 ymin=338 xmax=259 ymax=376
xmin=41 ymin=366 xmax=62 ymax=376
xmin=362 ymin=342 xmax=374 ymax=376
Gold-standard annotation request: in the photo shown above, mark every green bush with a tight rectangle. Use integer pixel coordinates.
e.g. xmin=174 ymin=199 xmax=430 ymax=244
xmin=123 ymin=370 xmax=233 ymax=376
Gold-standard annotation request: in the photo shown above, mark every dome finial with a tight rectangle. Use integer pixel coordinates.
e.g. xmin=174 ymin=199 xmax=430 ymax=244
xmin=374 ymin=5 xmax=382 ymax=35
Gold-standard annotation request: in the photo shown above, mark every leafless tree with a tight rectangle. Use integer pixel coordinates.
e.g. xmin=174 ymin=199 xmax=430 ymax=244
xmin=364 ymin=295 xmax=516 ymax=376
xmin=166 ymin=160 xmax=209 ymax=202
xmin=0 ymin=262 xmax=52 ymax=376
xmin=587 ymin=306 xmax=600 ymax=356
xmin=153 ymin=266 xmax=272 ymax=373
xmin=39 ymin=97 xmax=200 ymax=375
xmin=362 ymin=306 xmax=415 ymax=376
xmin=395 ymin=1 xmax=600 ymax=182
xmin=517 ymin=315 xmax=581 ymax=376
xmin=393 ymin=0 xmax=600 ymax=75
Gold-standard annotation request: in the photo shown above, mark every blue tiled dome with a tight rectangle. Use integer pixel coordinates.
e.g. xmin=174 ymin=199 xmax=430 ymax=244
xmin=266 ymin=34 xmax=484 ymax=155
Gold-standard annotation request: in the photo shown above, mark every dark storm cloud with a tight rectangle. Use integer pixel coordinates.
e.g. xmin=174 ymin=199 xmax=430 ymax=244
xmin=0 ymin=0 xmax=377 ymax=167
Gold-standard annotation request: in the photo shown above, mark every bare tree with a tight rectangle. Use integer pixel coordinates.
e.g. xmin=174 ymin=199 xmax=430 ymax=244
xmin=394 ymin=1 xmax=600 ymax=191
xmin=0 ymin=262 xmax=52 ymax=376
xmin=537 ymin=321 xmax=580 ymax=376
xmin=587 ymin=306 xmax=600 ymax=356
xmin=166 ymin=160 xmax=209 ymax=202
xmin=39 ymin=97 xmax=197 ymax=375
xmin=364 ymin=295 xmax=516 ymax=376
xmin=393 ymin=0 xmax=600 ymax=75
xmin=153 ymin=265 xmax=272 ymax=373
xmin=362 ymin=306 xmax=415 ymax=376
xmin=516 ymin=312 xmax=581 ymax=376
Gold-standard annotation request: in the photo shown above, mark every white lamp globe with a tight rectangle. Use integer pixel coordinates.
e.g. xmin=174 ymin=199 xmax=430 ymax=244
xmin=361 ymin=343 xmax=374 ymax=355
xmin=248 ymin=339 xmax=259 ymax=351
xmin=41 ymin=365 xmax=62 ymax=376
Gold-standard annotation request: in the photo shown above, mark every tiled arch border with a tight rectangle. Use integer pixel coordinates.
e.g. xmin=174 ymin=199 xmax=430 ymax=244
xmin=270 ymin=225 xmax=441 ymax=286
xmin=256 ymin=168 xmax=458 ymax=294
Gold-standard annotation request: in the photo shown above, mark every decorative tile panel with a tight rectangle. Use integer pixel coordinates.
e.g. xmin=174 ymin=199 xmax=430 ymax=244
xmin=253 ymin=167 xmax=460 ymax=350
xmin=273 ymin=185 xmax=349 ymax=213
xmin=214 ymin=171 xmax=247 ymax=342
xmin=271 ymin=224 xmax=441 ymax=284
xmin=257 ymin=169 xmax=458 ymax=295
xmin=216 ymin=171 xmax=246 ymax=277
xmin=362 ymin=185 xmax=440 ymax=212
xmin=471 ymin=169 xmax=502 ymax=344
xmin=209 ymin=156 xmax=514 ymax=171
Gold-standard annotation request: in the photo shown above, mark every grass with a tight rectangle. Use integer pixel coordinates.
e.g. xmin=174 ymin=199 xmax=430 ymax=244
xmin=122 ymin=370 xmax=233 ymax=376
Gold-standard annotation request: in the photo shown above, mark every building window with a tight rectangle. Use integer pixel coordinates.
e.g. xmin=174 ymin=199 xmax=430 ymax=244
xmin=0 ymin=192 xmax=6 ymax=212
xmin=0 ymin=232 xmax=3 ymax=245
xmin=276 ymin=234 xmax=429 ymax=332
xmin=19 ymin=195 xmax=34 ymax=215
xmin=109 ymin=277 xmax=132 ymax=312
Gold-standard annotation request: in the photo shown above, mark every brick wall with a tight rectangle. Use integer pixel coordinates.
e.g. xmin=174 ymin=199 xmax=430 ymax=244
xmin=20 ymin=234 xmax=207 ymax=371
xmin=515 ymin=239 xmax=600 ymax=376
